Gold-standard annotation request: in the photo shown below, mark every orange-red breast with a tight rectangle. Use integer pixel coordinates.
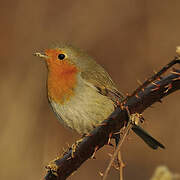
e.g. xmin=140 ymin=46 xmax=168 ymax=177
xmin=35 ymin=43 xmax=164 ymax=149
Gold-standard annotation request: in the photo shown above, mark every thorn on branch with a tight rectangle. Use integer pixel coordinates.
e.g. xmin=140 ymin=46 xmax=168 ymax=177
xmin=173 ymin=77 xmax=180 ymax=81
xmin=171 ymin=70 xmax=180 ymax=76
xmin=97 ymin=122 xmax=108 ymax=127
xmin=91 ymin=146 xmax=99 ymax=159
xmin=150 ymin=87 xmax=160 ymax=92
xmin=158 ymin=99 xmax=163 ymax=103
xmin=151 ymin=82 xmax=160 ymax=87
xmin=135 ymin=94 xmax=140 ymax=99
xmin=99 ymin=172 xmax=104 ymax=177
xmin=137 ymin=79 xmax=142 ymax=85
xmin=107 ymin=133 xmax=113 ymax=145
xmin=164 ymin=83 xmax=173 ymax=93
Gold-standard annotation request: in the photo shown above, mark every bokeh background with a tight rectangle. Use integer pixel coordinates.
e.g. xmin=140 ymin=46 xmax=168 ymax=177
xmin=0 ymin=0 xmax=180 ymax=180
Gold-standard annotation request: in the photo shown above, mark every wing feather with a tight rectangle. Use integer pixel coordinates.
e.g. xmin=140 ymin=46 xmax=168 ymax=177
xmin=81 ymin=67 xmax=124 ymax=103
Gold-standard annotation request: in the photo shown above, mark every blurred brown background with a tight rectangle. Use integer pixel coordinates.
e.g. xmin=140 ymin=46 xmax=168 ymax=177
xmin=0 ymin=0 xmax=180 ymax=180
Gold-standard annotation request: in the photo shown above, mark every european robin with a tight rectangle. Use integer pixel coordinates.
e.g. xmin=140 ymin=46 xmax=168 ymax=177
xmin=35 ymin=43 xmax=164 ymax=149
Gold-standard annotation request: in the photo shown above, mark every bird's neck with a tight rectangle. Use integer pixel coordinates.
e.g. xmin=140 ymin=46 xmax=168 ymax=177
xmin=47 ymin=62 xmax=79 ymax=104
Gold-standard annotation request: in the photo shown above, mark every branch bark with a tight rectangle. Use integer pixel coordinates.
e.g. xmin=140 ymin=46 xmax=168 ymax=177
xmin=44 ymin=64 xmax=180 ymax=180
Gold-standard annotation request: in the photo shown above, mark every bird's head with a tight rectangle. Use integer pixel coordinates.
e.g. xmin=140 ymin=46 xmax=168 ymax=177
xmin=34 ymin=43 xmax=85 ymax=104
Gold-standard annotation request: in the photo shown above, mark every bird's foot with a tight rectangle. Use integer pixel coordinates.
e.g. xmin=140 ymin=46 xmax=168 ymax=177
xmin=129 ymin=113 xmax=144 ymax=126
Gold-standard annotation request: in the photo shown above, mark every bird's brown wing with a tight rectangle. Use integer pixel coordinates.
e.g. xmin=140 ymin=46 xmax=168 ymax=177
xmin=81 ymin=66 xmax=166 ymax=150
xmin=81 ymin=68 xmax=125 ymax=103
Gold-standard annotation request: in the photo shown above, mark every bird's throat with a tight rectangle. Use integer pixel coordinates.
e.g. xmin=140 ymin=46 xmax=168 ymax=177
xmin=47 ymin=62 xmax=79 ymax=104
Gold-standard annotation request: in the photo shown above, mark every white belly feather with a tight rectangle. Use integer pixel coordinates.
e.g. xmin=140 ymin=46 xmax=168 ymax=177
xmin=49 ymin=74 xmax=114 ymax=134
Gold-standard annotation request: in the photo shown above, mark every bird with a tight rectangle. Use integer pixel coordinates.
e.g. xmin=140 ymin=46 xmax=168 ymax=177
xmin=35 ymin=43 xmax=165 ymax=150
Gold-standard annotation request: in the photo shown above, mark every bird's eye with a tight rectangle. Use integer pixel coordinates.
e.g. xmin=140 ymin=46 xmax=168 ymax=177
xmin=58 ymin=53 xmax=66 ymax=60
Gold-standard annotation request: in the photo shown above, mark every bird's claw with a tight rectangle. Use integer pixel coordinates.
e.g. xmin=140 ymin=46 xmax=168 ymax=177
xmin=129 ymin=113 xmax=144 ymax=126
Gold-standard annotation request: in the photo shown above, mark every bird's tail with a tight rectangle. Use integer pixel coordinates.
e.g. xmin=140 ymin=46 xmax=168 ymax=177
xmin=132 ymin=124 xmax=165 ymax=150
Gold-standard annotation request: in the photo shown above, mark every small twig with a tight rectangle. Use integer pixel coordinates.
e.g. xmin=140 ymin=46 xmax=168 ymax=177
xmin=102 ymin=122 xmax=132 ymax=180
xmin=103 ymin=104 xmax=134 ymax=180
xmin=117 ymin=151 xmax=124 ymax=180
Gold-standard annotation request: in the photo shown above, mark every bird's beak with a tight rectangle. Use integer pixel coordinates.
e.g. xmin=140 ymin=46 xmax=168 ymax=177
xmin=34 ymin=52 xmax=49 ymax=59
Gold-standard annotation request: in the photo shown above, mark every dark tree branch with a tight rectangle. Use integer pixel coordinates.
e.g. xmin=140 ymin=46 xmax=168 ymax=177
xmin=129 ymin=57 xmax=180 ymax=98
xmin=44 ymin=61 xmax=180 ymax=180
